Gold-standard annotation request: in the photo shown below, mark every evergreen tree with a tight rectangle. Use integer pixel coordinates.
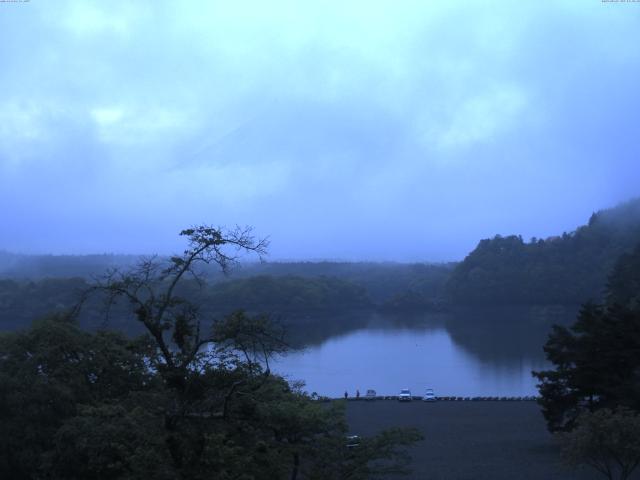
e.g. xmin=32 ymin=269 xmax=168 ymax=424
xmin=533 ymin=244 xmax=640 ymax=432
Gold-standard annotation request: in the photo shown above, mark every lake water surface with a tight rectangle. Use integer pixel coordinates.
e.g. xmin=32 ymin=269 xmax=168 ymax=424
xmin=273 ymin=307 xmax=576 ymax=398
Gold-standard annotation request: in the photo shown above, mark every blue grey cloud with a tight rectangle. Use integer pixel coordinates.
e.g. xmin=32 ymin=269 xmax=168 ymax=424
xmin=0 ymin=1 xmax=638 ymax=260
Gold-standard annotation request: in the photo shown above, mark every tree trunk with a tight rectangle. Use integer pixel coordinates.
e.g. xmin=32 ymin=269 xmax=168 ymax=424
xmin=291 ymin=452 xmax=300 ymax=480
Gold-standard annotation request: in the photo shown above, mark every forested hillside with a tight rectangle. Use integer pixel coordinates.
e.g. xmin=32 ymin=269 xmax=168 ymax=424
xmin=446 ymin=198 xmax=640 ymax=305
xmin=226 ymin=261 xmax=454 ymax=304
xmin=0 ymin=227 xmax=421 ymax=479
xmin=201 ymin=275 xmax=372 ymax=314
xmin=0 ymin=275 xmax=372 ymax=333
xmin=0 ymin=253 xmax=139 ymax=279
xmin=2 ymin=199 xmax=639 ymax=327
xmin=0 ymin=254 xmax=452 ymax=303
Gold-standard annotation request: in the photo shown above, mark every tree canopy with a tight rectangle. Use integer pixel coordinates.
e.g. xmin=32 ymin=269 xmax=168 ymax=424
xmin=533 ymin=243 xmax=640 ymax=432
xmin=446 ymin=198 xmax=640 ymax=305
xmin=0 ymin=225 xmax=421 ymax=479
xmin=558 ymin=407 xmax=640 ymax=480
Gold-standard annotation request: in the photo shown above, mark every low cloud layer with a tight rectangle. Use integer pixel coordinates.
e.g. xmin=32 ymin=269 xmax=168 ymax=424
xmin=0 ymin=1 xmax=638 ymax=260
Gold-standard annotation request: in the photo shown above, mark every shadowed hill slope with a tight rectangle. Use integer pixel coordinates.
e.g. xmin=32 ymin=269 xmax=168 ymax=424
xmin=446 ymin=198 xmax=640 ymax=305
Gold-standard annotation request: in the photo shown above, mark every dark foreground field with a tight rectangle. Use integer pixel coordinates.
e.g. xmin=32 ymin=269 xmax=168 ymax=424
xmin=346 ymin=400 xmax=608 ymax=480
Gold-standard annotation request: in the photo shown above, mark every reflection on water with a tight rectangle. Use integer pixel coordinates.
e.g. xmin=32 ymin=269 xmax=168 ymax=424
xmin=274 ymin=307 xmax=578 ymax=397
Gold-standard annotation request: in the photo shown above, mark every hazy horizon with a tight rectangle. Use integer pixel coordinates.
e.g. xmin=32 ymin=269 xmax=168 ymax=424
xmin=1 ymin=1 xmax=639 ymax=261
xmin=1 ymin=195 xmax=637 ymax=264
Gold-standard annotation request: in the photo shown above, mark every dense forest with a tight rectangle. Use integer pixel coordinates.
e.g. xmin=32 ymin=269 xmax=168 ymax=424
xmin=0 ymin=263 xmax=452 ymax=335
xmin=0 ymin=228 xmax=421 ymax=479
xmin=1 ymin=198 xmax=639 ymax=337
xmin=446 ymin=198 xmax=640 ymax=305
xmin=534 ymin=242 xmax=640 ymax=432
xmin=0 ymin=252 xmax=139 ymax=279
xmin=0 ymin=254 xmax=453 ymax=305
xmin=202 ymin=275 xmax=372 ymax=314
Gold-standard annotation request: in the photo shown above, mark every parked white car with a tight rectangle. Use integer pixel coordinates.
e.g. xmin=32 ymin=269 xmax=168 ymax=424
xmin=346 ymin=435 xmax=361 ymax=448
xmin=365 ymin=389 xmax=377 ymax=400
xmin=423 ymin=388 xmax=437 ymax=402
xmin=398 ymin=388 xmax=412 ymax=401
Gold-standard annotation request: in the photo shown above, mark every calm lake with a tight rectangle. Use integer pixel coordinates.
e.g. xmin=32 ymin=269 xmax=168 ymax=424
xmin=273 ymin=307 xmax=577 ymax=398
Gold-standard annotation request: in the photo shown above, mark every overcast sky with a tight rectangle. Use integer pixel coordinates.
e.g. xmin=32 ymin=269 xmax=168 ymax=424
xmin=0 ymin=1 xmax=639 ymax=261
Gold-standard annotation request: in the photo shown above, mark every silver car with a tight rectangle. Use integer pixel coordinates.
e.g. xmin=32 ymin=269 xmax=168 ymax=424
xmin=423 ymin=388 xmax=437 ymax=402
xmin=398 ymin=388 xmax=412 ymax=401
xmin=346 ymin=435 xmax=361 ymax=448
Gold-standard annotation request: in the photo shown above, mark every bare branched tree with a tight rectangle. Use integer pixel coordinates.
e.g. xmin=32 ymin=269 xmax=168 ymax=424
xmin=89 ymin=225 xmax=274 ymax=386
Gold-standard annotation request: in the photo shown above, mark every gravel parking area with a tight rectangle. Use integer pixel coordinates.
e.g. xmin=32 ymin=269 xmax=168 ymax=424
xmin=346 ymin=400 xmax=607 ymax=480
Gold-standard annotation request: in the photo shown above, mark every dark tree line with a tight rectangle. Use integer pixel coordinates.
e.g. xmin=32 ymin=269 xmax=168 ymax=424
xmin=534 ymin=242 xmax=640 ymax=431
xmin=0 ymin=226 xmax=421 ymax=479
xmin=0 ymin=271 xmax=449 ymax=337
xmin=446 ymin=198 xmax=640 ymax=306
xmin=0 ymin=275 xmax=374 ymax=341
xmin=0 ymin=252 xmax=454 ymax=307
xmin=202 ymin=275 xmax=373 ymax=315
xmin=534 ymin=243 xmax=640 ymax=479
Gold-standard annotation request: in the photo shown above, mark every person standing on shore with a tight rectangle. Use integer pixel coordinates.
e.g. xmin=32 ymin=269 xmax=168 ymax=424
xmin=356 ymin=389 xmax=360 ymax=399
xmin=344 ymin=390 xmax=348 ymax=399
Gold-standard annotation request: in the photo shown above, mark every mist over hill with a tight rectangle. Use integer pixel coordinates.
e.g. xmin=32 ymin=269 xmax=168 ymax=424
xmin=1 ymin=197 xmax=640 ymax=335
xmin=0 ymin=251 xmax=454 ymax=304
xmin=0 ymin=252 xmax=139 ymax=280
xmin=445 ymin=197 xmax=640 ymax=305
